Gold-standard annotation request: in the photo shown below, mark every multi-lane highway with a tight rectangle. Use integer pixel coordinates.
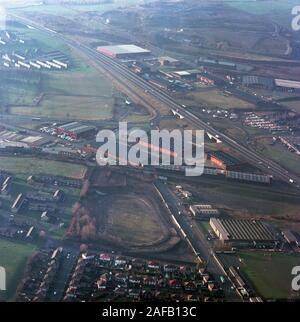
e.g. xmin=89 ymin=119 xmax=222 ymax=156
xmin=9 ymin=14 xmax=300 ymax=188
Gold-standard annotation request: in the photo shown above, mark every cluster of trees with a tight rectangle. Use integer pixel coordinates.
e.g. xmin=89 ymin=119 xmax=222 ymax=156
xmin=65 ymin=202 xmax=97 ymax=241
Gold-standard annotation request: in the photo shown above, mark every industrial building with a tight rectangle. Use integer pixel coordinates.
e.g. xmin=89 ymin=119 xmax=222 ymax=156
xmin=282 ymin=230 xmax=299 ymax=246
xmin=56 ymin=122 xmax=96 ymax=139
xmin=189 ymin=204 xmax=219 ymax=219
xmin=0 ymin=129 xmax=50 ymax=147
xmin=242 ymin=75 xmax=274 ymax=90
xmin=172 ymin=69 xmax=201 ymax=80
xmin=97 ymin=44 xmax=151 ymax=59
xmin=159 ymin=56 xmax=180 ymax=66
xmin=275 ymin=79 xmax=300 ymax=92
xmin=226 ymin=171 xmax=272 ymax=184
xmin=210 ymin=218 xmax=276 ymax=246
xmin=198 ymin=57 xmax=237 ymax=70
xmin=208 ymin=151 xmax=241 ymax=170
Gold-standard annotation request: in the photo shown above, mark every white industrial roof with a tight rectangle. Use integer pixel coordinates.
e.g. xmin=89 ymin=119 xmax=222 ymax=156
xmin=275 ymin=79 xmax=300 ymax=89
xmin=21 ymin=136 xmax=44 ymax=143
xmin=174 ymin=71 xmax=191 ymax=76
xmin=98 ymin=44 xmax=150 ymax=55
xmin=160 ymin=56 xmax=179 ymax=62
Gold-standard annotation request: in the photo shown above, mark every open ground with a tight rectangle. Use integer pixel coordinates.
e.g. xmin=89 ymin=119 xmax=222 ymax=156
xmin=0 ymin=239 xmax=36 ymax=301
xmin=239 ymin=251 xmax=300 ymax=300
xmin=0 ymin=157 xmax=87 ymax=179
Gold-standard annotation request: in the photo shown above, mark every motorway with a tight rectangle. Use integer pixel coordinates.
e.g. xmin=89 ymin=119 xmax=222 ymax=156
xmin=8 ymin=14 xmax=300 ymax=189
xmin=154 ymin=180 xmax=240 ymax=301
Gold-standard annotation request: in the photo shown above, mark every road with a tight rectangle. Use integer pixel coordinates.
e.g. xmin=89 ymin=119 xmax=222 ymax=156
xmin=48 ymin=245 xmax=79 ymax=301
xmin=8 ymin=14 xmax=300 ymax=188
xmin=154 ymin=180 xmax=240 ymax=301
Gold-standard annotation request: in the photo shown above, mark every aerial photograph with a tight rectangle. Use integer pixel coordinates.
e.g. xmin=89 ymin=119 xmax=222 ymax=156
xmin=0 ymin=0 xmax=300 ymax=309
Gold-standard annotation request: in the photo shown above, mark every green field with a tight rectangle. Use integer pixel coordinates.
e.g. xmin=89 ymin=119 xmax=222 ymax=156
xmin=9 ymin=68 xmax=115 ymax=120
xmin=0 ymin=157 xmax=87 ymax=178
xmin=239 ymin=251 xmax=300 ymax=300
xmin=0 ymin=239 xmax=36 ymax=301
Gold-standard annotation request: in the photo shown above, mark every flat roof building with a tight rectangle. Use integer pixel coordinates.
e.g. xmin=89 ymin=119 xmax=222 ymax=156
xmin=189 ymin=204 xmax=220 ymax=219
xmin=97 ymin=44 xmax=151 ymax=59
xmin=275 ymin=79 xmax=300 ymax=91
xmin=282 ymin=230 xmax=299 ymax=246
xmin=159 ymin=56 xmax=180 ymax=66
xmin=242 ymin=75 xmax=274 ymax=90
xmin=210 ymin=218 xmax=276 ymax=245
xmin=172 ymin=69 xmax=201 ymax=79
xmin=56 ymin=122 xmax=96 ymax=139
xmin=226 ymin=171 xmax=272 ymax=184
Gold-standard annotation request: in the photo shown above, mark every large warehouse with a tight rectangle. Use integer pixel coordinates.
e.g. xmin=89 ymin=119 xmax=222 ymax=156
xmin=275 ymin=79 xmax=300 ymax=92
xmin=56 ymin=122 xmax=96 ymax=139
xmin=97 ymin=44 xmax=151 ymax=59
xmin=210 ymin=218 xmax=277 ymax=246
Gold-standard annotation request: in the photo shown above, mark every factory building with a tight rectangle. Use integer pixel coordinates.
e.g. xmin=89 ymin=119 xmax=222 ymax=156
xmin=282 ymin=230 xmax=299 ymax=247
xmin=274 ymin=79 xmax=300 ymax=92
xmin=210 ymin=218 xmax=277 ymax=246
xmin=56 ymin=122 xmax=96 ymax=139
xmin=172 ymin=69 xmax=201 ymax=80
xmin=159 ymin=56 xmax=180 ymax=66
xmin=226 ymin=171 xmax=272 ymax=184
xmin=189 ymin=204 xmax=219 ymax=219
xmin=242 ymin=75 xmax=274 ymax=90
xmin=97 ymin=44 xmax=151 ymax=59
